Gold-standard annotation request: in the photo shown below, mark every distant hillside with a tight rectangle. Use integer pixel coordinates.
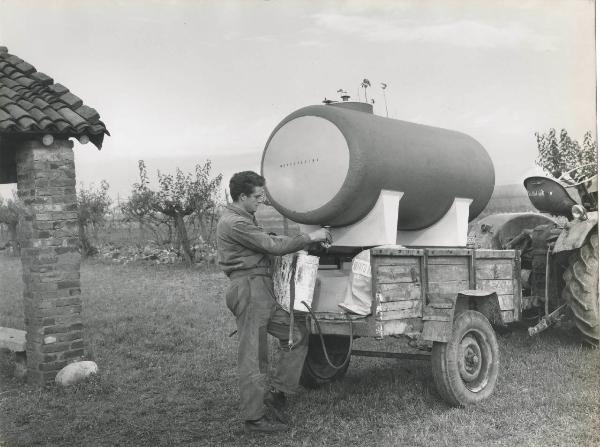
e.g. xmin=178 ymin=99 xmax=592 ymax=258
xmin=479 ymin=183 xmax=536 ymax=217
xmin=255 ymin=183 xmax=536 ymax=235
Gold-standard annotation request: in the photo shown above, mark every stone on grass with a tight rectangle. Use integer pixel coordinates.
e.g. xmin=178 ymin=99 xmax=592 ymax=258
xmin=55 ymin=361 xmax=98 ymax=386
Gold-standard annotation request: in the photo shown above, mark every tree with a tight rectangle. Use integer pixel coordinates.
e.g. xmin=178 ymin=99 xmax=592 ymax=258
xmin=535 ymin=129 xmax=597 ymax=180
xmin=77 ymin=181 xmax=112 ymax=257
xmin=0 ymin=192 xmax=24 ymax=256
xmin=121 ymin=162 xmax=173 ymax=245
xmin=125 ymin=160 xmax=222 ymax=266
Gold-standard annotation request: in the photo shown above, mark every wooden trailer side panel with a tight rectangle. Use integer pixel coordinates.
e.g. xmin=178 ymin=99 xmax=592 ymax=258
xmin=371 ymin=250 xmax=424 ymax=338
xmin=370 ymin=247 xmax=521 ymax=337
xmin=475 ymin=250 xmax=521 ymax=323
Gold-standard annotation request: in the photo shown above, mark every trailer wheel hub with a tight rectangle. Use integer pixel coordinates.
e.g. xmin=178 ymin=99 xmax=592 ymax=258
xmin=459 ymin=335 xmax=482 ymax=382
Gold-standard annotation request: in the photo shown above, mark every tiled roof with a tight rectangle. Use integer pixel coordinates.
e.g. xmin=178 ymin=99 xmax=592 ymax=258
xmin=0 ymin=46 xmax=109 ymax=148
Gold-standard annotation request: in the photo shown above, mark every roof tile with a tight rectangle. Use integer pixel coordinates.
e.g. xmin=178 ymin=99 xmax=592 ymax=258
xmin=15 ymin=76 xmax=34 ymax=88
xmin=5 ymin=55 xmax=21 ymax=64
xmin=15 ymin=61 xmax=35 ymax=74
xmin=75 ymin=105 xmax=99 ymax=121
xmin=32 ymin=97 xmax=51 ymax=109
xmin=0 ymin=121 xmax=17 ymax=131
xmin=0 ymin=86 xmax=18 ymax=98
xmin=57 ymin=107 xmax=87 ymax=129
xmin=0 ymin=109 xmax=11 ymax=121
xmin=60 ymin=92 xmax=83 ymax=109
xmin=0 ymin=48 xmax=108 ymax=148
xmin=0 ymin=78 xmax=19 ymax=89
xmin=0 ymin=95 xmax=16 ymax=108
xmin=31 ymin=72 xmax=53 ymax=85
xmin=17 ymin=99 xmax=34 ymax=111
xmin=17 ymin=116 xmax=38 ymax=129
xmin=50 ymin=83 xmax=69 ymax=95
xmin=4 ymin=103 xmax=30 ymax=120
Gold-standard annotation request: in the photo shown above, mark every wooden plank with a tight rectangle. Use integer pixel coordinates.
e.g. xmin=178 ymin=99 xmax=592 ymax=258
xmin=376 ymin=299 xmax=422 ymax=312
xmin=427 ymin=264 xmax=469 ymax=282
xmin=375 ymin=300 xmax=423 ymax=321
xmin=426 ymin=296 xmax=455 ymax=308
xmin=376 ymin=265 xmax=418 ymax=283
xmin=428 ymin=281 xmax=469 ymax=294
xmin=497 ymin=294 xmax=515 ymax=311
xmin=0 ymin=327 xmax=26 ymax=351
xmin=475 ymin=249 xmax=517 ymax=259
xmin=373 ymin=256 xmax=421 ymax=266
xmin=426 ymin=249 xmax=472 ymax=256
xmin=427 ymin=256 xmax=469 ymax=265
xmin=423 ymin=305 xmax=452 ymax=322
xmin=376 ymin=306 xmax=422 ymax=321
xmin=371 ymin=248 xmax=423 ymax=256
xmin=377 ymin=283 xmax=422 ymax=302
xmin=375 ymin=318 xmax=424 ymax=338
xmin=478 ymin=279 xmax=514 ymax=295
xmin=476 ymin=261 xmax=514 ymax=280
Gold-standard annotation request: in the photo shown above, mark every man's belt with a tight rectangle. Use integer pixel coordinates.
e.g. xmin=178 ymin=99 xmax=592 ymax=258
xmin=228 ymin=267 xmax=272 ymax=279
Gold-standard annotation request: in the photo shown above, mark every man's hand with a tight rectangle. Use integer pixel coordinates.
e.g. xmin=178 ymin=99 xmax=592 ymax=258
xmin=308 ymin=228 xmax=332 ymax=244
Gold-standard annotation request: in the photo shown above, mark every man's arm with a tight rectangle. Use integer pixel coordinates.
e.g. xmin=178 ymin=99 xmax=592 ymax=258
xmin=229 ymin=219 xmax=311 ymax=256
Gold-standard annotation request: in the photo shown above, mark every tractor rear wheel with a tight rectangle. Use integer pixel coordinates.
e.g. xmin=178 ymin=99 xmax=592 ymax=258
xmin=431 ymin=311 xmax=500 ymax=406
xmin=300 ymin=335 xmax=351 ymax=388
xmin=562 ymin=231 xmax=599 ymax=347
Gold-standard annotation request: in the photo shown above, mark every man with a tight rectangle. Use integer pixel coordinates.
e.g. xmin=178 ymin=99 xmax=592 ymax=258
xmin=217 ymin=171 xmax=331 ymax=434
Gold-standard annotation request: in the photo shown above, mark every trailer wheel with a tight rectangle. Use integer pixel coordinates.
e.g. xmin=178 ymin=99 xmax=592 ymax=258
xmin=300 ymin=335 xmax=351 ymax=388
xmin=563 ymin=231 xmax=599 ymax=347
xmin=431 ymin=310 xmax=500 ymax=406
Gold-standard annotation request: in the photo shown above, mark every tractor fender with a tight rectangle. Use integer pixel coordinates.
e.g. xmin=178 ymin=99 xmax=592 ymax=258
xmin=422 ymin=290 xmax=506 ymax=343
xmin=553 ymin=211 xmax=598 ymax=254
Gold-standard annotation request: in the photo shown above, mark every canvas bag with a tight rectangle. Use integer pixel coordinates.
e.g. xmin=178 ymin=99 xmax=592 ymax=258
xmin=338 ymin=248 xmax=373 ymax=315
xmin=273 ymin=251 xmax=320 ymax=312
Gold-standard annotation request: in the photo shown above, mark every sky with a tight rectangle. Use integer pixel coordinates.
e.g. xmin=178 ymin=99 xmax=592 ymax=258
xmin=0 ymin=0 xmax=597 ymax=201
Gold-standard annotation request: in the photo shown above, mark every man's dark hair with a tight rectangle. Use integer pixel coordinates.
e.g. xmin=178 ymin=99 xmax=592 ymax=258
xmin=229 ymin=171 xmax=265 ymax=201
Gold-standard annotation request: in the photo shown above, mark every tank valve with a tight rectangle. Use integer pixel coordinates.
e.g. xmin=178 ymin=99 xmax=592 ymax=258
xmin=320 ymin=225 xmax=332 ymax=249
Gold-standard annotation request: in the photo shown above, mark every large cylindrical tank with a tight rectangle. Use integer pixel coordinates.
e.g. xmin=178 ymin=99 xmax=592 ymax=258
xmin=261 ymin=103 xmax=495 ymax=230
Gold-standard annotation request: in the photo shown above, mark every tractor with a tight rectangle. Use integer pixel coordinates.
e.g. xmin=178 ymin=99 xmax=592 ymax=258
xmin=469 ymin=164 xmax=598 ymax=346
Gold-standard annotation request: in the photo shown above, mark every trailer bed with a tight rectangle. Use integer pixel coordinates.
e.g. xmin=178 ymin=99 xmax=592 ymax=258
xmin=307 ymin=247 xmax=521 ymax=339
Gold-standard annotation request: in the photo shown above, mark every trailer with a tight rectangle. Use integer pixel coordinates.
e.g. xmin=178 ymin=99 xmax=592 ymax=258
xmin=285 ymin=246 xmax=520 ymax=406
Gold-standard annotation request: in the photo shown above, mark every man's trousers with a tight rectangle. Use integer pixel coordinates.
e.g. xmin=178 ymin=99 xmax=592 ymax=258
xmin=225 ymin=274 xmax=309 ymax=421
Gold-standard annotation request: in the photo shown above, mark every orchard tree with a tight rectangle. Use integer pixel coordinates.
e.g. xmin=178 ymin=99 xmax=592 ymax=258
xmin=127 ymin=160 xmax=222 ymax=266
xmin=77 ymin=180 xmax=112 ymax=257
xmin=121 ymin=161 xmax=173 ymax=244
xmin=535 ymin=129 xmax=597 ymax=180
xmin=0 ymin=192 xmax=24 ymax=256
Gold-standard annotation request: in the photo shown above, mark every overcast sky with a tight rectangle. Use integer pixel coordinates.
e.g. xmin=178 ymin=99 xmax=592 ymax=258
xmin=0 ymin=0 xmax=596 ymax=200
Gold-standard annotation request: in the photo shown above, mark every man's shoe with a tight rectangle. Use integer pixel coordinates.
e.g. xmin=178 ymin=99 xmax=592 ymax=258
xmin=264 ymin=390 xmax=288 ymax=423
xmin=244 ymin=416 xmax=287 ymax=434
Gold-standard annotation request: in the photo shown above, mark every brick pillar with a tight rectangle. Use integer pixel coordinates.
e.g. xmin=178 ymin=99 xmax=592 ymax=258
xmin=16 ymin=138 xmax=84 ymax=385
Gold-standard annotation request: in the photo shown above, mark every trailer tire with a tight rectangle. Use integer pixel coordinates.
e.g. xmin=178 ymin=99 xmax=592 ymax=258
xmin=431 ymin=310 xmax=500 ymax=406
xmin=300 ymin=335 xmax=350 ymax=388
xmin=563 ymin=231 xmax=599 ymax=347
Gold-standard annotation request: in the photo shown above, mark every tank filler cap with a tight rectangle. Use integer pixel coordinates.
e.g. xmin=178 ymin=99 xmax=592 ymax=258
xmin=327 ymin=101 xmax=373 ymax=114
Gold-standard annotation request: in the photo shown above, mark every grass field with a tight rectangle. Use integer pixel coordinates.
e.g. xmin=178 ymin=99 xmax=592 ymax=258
xmin=1 ymin=255 xmax=599 ymax=447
